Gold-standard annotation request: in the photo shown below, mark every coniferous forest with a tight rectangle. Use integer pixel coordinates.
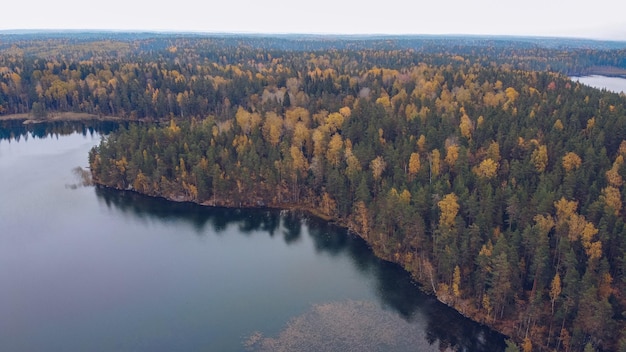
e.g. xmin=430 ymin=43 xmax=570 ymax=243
xmin=2 ymin=33 xmax=626 ymax=351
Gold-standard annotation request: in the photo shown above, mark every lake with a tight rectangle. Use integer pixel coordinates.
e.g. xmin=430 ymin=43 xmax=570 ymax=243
xmin=0 ymin=122 xmax=505 ymax=351
xmin=570 ymin=75 xmax=626 ymax=94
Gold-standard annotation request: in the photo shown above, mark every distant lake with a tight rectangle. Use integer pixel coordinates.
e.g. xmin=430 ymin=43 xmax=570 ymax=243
xmin=570 ymin=75 xmax=626 ymax=93
xmin=0 ymin=122 xmax=506 ymax=351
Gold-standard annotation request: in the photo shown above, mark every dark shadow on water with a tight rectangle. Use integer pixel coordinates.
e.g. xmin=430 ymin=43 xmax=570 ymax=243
xmin=0 ymin=120 xmax=122 ymax=142
xmin=94 ymin=187 xmax=507 ymax=352
xmin=282 ymin=211 xmax=303 ymax=244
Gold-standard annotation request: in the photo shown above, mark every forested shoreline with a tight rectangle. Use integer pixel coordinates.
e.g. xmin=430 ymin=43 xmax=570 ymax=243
xmin=3 ymin=34 xmax=626 ymax=351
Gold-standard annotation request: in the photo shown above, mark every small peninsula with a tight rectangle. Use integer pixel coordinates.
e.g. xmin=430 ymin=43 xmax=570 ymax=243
xmin=2 ymin=33 xmax=626 ymax=351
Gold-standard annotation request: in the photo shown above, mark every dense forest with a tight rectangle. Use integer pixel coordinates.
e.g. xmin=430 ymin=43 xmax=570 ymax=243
xmin=3 ymin=33 xmax=626 ymax=351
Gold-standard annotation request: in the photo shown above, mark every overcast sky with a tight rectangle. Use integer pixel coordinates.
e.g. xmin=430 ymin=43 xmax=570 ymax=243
xmin=2 ymin=0 xmax=624 ymax=41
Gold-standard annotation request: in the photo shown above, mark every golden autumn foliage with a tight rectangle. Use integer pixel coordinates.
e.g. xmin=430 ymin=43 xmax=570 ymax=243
xmin=325 ymin=112 xmax=344 ymax=133
xmin=550 ymin=273 xmax=561 ymax=314
xmin=505 ymin=87 xmax=519 ymax=102
xmin=568 ymin=214 xmax=588 ymax=242
xmin=182 ymin=181 xmax=198 ymax=200
xmin=580 ymin=222 xmax=599 ymax=247
xmin=554 ymin=197 xmax=584 ymax=241
xmin=290 ymin=146 xmax=308 ymax=175
xmin=618 ymin=140 xmax=626 ymax=157
xmin=476 ymin=115 xmax=484 ymax=128
xmin=562 ymin=152 xmax=582 ymax=172
xmin=232 ymin=134 xmax=251 ymax=156
xmin=133 ymin=171 xmax=150 ymax=193
xmin=533 ymin=214 xmax=555 ymax=235
xmin=605 ymin=166 xmax=623 ymax=187
xmin=417 ymin=106 xmax=430 ymax=121
xmin=388 ymin=188 xmax=406 ymax=205
xmin=606 ymin=155 xmax=624 ymax=187
xmin=601 ymin=186 xmax=622 ymax=216
xmin=553 ymin=197 xmax=603 ymax=260
xmin=285 ymin=107 xmax=311 ymax=131
xmin=554 ymin=197 xmax=578 ymax=225
xmin=262 ymin=112 xmax=283 ymax=147
xmin=115 ymin=156 xmax=128 ymax=174
xmin=370 ymin=156 xmax=386 ymax=181
xmin=408 ymin=152 xmax=421 ymax=178
xmin=326 ymin=133 xmax=344 ymax=167
xmin=531 ymin=145 xmax=548 ymax=173
xmin=563 ymin=152 xmax=582 ymax=172
xmin=312 ymin=129 xmax=326 ymax=158
xmin=452 ymin=265 xmax=461 ymax=298
xmin=487 ymin=141 xmax=501 ymax=162
xmin=65 ymin=36 xmax=626 ymax=350
xmin=344 ymin=147 xmax=362 ymax=180
xmin=292 ymin=122 xmax=310 ymax=148
xmin=338 ymin=106 xmax=351 ymax=118
xmin=353 ymin=200 xmax=370 ymax=238
xmin=438 ymin=193 xmax=459 ymax=227
xmin=405 ymin=103 xmax=418 ymax=120
xmin=483 ymin=90 xmax=506 ymax=107
xmin=378 ymin=128 xmax=386 ymax=145
xmin=473 ymin=158 xmax=498 ymax=179
xmin=167 ymin=119 xmax=181 ymax=135
xmin=459 ymin=111 xmax=473 ymax=139
xmin=522 ymin=337 xmax=532 ymax=352
xmin=320 ymin=192 xmax=337 ymax=216
xmin=399 ymin=189 xmax=411 ymax=204
xmin=235 ymin=106 xmax=261 ymax=134
xmin=586 ymin=117 xmax=596 ymax=132
xmin=482 ymin=295 xmax=492 ymax=316
xmin=553 ymin=119 xmax=564 ymax=131
xmin=479 ymin=240 xmax=493 ymax=258
xmin=375 ymin=92 xmax=391 ymax=109
xmin=585 ymin=241 xmax=603 ymax=261
xmin=416 ymin=135 xmax=427 ymax=152
xmin=445 ymin=144 xmax=459 ymax=168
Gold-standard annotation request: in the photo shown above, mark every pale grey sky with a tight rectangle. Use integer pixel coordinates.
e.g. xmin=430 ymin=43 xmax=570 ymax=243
xmin=2 ymin=0 xmax=624 ymax=40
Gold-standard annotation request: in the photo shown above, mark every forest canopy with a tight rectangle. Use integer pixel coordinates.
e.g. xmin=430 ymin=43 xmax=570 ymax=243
xmin=3 ymin=33 xmax=626 ymax=351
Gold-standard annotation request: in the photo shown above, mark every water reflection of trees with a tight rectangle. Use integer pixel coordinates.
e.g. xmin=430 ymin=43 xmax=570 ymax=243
xmin=94 ymin=187 xmax=505 ymax=352
xmin=307 ymin=216 xmax=506 ymax=351
xmin=0 ymin=120 xmax=121 ymax=142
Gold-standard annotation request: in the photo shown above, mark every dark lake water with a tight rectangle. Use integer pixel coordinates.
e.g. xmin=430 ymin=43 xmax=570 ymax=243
xmin=0 ymin=122 xmax=506 ymax=351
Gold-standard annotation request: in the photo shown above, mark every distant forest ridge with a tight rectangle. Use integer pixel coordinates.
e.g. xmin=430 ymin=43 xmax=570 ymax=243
xmin=582 ymin=66 xmax=626 ymax=77
xmin=0 ymin=31 xmax=625 ymax=75
xmin=1 ymin=30 xmax=625 ymax=48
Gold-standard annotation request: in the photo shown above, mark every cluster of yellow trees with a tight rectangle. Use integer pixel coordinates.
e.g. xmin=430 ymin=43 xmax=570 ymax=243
xmin=4 ymin=35 xmax=626 ymax=351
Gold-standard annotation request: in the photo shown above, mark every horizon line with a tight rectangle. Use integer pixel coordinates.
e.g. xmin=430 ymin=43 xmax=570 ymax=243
xmin=1 ymin=29 xmax=625 ymax=43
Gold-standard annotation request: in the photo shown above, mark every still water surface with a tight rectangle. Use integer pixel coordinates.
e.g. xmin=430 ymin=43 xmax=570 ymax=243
xmin=0 ymin=123 xmax=505 ymax=351
xmin=571 ymin=75 xmax=626 ymax=93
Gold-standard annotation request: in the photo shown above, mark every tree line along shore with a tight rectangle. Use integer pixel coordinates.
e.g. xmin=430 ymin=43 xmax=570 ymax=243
xmin=3 ymin=34 xmax=626 ymax=351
